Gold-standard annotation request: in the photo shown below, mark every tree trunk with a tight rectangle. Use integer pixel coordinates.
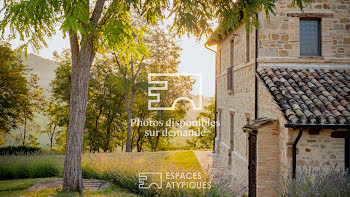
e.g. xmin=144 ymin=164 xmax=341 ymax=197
xmin=136 ymin=131 xmax=141 ymax=152
xmin=125 ymin=108 xmax=132 ymax=152
xmin=121 ymin=139 xmax=124 ymax=151
xmin=154 ymin=135 xmax=160 ymax=152
xmin=104 ymin=119 xmax=112 ymax=152
xmin=153 ymin=111 xmax=163 ymax=152
xmin=63 ymin=34 xmax=94 ymax=192
xmin=50 ymin=124 xmax=56 ymax=150
xmin=136 ymin=124 xmax=143 ymax=152
xmin=62 ymin=0 xmax=105 ymax=192
xmin=91 ymin=103 xmax=103 ymax=151
xmin=123 ymin=80 xmax=135 ymax=152
xmin=23 ymin=117 xmax=27 ymax=145
xmin=119 ymin=56 xmax=137 ymax=152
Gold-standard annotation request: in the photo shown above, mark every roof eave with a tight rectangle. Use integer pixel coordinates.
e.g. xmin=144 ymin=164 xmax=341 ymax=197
xmin=285 ymin=123 xmax=350 ymax=130
xmin=205 ymin=39 xmax=218 ymax=46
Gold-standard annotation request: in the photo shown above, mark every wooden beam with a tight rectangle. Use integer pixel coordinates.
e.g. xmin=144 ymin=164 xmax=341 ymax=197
xmin=331 ymin=131 xmax=350 ymax=139
xmin=287 ymin=13 xmax=334 ymax=18
xmin=309 ymin=128 xmax=320 ymax=135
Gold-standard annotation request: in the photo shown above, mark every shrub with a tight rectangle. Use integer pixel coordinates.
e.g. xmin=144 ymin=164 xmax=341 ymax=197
xmin=15 ymin=163 xmax=31 ymax=179
xmin=0 ymin=146 xmax=42 ymax=155
xmin=275 ymin=165 xmax=350 ymax=197
xmin=82 ymin=165 xmax=99 ymax=179
xmin=30 ymin=162 xmax=59 ymax=178
xmin=0 ymin=165 xmax=15 ymax=180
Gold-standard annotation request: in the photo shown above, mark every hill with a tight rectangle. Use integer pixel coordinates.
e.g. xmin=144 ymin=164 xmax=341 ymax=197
xmin=21 ymin=53 xmax=58 ymax=92
xmin=5 ymin=54 xmax=58 ymax=147
xmin=170 ymin=95 xmax=212 ymax=147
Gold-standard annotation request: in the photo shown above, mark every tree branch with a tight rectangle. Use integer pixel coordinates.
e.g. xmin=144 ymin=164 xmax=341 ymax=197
xmin=134 ymin=57 xmax=145 ymax=79
xmin=91 ymin=0 xmax=106 ymax=28
xmin=113 ymin=52 xmax=126 ymax=78
xmin=97 ymin=1 xmax=120 ymax=28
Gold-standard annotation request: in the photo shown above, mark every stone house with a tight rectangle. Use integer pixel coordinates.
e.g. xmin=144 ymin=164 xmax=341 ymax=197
xmin=205 ymin=0 xmax=350 ymax=196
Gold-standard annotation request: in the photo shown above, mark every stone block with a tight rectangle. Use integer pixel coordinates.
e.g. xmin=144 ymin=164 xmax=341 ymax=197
xmin=259 ymin=48 xmax=278 ymax=57
xmin=334 ymin=24 xmax=345 ymax=30
xmin=344 ymin=38 xmax=350 ymax=44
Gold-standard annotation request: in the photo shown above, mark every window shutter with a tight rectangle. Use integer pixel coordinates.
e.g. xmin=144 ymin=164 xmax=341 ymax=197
xmin=227 ymin=67 xmax=233 ymax=91
xmin=300 ymin=19 xmax=321 ymax=56
xmin=230 ymin=39 xmax=234 ymax=67
xmin=246 ymin=32 xmax=250 ymax=62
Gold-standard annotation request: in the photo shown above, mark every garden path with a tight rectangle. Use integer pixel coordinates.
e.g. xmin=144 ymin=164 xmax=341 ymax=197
xmin=194 ymin=151 xmax=247 ymax=193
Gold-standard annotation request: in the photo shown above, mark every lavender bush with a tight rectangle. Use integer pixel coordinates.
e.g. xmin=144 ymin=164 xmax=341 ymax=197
xmin=205 ymin=170 xmax=247 ymax=197
xmin=275 ymin=165 xmax=350 ymax=197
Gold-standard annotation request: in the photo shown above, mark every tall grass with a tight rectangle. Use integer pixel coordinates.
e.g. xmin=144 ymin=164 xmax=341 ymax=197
xmin=0 ymin=155 xmax=63 ymax=180
xmin=80 ymin=153 xmax=244 ymax=196
xmin=0 ymin=152 xmax=244 ymax=196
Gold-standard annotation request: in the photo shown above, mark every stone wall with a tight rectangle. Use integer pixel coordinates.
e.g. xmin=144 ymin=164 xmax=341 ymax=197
xmin=257 ymin=0 xmax=350 ymax=63
xmin=256 ymin=121 xmax=279 ymax=197
xmin=215 ymin=22 xmax=257 ymax=184
xmin=296 ymin=129 xmax=345 ymax=171
xmin=257 ymin=79 xmax=295 ymax=177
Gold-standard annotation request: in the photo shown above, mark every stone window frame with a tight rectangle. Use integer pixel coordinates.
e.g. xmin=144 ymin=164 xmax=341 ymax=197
xmin=287 ymin=12 xmax=334 ymax=58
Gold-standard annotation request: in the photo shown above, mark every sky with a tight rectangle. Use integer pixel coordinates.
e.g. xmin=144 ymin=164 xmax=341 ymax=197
xmin=4 ymin=10 xmax=216 ymax=97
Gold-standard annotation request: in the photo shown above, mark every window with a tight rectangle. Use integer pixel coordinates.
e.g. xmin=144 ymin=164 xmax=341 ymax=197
xmin=228 ymin=39 xmax=234 ymax=93
xmin=218 ymin=109 xmax=222 ymax=143
xmin=216 ymin=109 xmax=222 ymax=153
xmin=246 ymin=117 xmax=250 ymax=157
xmin=346 ymin=139 xmax=350 ymax=170
xmin=300 ymin=19 xmax=321 ymax=56
xmin=228 ymin=112 xmax=235 ymax=165
xmin=246 ymin=32 xmax=250 ymax=62
xmin=230 ymin=112 xmax=235 ymax=151
xmin=230 ymin=39 xmax=234 ymax=67
xmin=227 ymin=67 xmax=233 ymax=91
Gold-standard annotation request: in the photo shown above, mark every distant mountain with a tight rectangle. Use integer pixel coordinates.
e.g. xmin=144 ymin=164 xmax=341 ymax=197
xmin=21 ymin=53 xmax=58 ymax=92
xmin=185 ymin=95 xmax=211 ymax=121
xmin=170 ymin=95 xmax=212 ymax=147
xmin=4 ymin=54 xmax=59 ymax=147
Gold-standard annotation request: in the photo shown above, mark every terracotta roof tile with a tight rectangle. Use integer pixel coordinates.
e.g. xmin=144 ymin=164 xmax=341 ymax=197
xmin=257 ymin=67 xmax=350 ymax=125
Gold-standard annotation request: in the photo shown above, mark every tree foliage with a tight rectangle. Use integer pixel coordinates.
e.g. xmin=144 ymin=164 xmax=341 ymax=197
xmin=1 ymin=0 xmax=311 ymax=52
xmin=15 ymin=73 xmax=44 ymax=146
xmin=49 ymin=24 xmax=194 ymax=153
xmin=0 ymin=43 xmax=29 ymax=146
xmin=187 ymin=98 xmax=216 ymax=150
